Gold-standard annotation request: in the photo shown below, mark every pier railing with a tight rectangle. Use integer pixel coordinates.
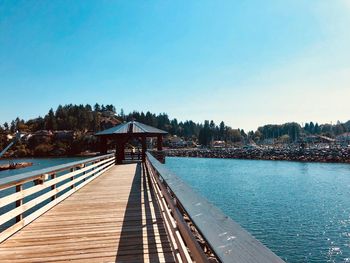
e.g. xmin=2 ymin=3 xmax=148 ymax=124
xmin=0 ymin=153 xmax=115 ymax=243
xmin=146 ymin=152 xmax=285 ymax=263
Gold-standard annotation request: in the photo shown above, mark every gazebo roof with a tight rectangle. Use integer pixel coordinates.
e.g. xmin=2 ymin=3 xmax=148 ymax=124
xmin=95 ymin=121 xmax=168 ymax=136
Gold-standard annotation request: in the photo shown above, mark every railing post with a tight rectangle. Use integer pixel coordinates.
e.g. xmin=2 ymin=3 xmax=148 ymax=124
xmin=70 ymin=168 xmax=75 ymax=189
xmin=15 ymin=184 xmax=23 ymax=223
xmin=51 ymin=173 xmax=56 ymax=201
xmin=92 ymin=161 xmax=96 ymax=176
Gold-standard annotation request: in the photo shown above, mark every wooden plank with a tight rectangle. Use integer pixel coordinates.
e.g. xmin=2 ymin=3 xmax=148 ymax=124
xmin=0 ymin=162 xmax=175 ymax=262
xmin=0 ymin=253 xmax=176 ymax=263
xmin=2 ymin=233 xmax=170 ymax=247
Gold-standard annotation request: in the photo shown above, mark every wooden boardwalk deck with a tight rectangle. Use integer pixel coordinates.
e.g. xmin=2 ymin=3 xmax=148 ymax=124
xmin=0 ymin=163 xmax=175 ymax=263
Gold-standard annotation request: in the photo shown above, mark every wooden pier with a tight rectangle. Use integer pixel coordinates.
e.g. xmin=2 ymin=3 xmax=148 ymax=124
xmin=0 ymin=163 xmax=174 ymax=262
xmin=0 ymin=152 xmax=285 ymax=263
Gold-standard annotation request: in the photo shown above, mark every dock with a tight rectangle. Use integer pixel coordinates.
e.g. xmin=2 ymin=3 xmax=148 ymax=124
xmin=0 ymin=152 xmax=285 ymax=262
xmin=0 ymin=163 xmax=173 ymax=262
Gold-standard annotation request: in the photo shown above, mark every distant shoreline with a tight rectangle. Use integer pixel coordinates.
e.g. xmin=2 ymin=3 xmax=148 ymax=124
xmin=2 ymin=148 xmax=350 ymax=164
xmin=164 ymin=147 xmax=350 ymax=164
xmin=0 ymin=151 xmax=100 ymax=160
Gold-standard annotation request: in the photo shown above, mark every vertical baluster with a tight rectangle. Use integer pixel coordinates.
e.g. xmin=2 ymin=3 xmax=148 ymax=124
xmin=15 ymin=184 xmax=23 ymax=223
xmin=92 ymin=161 xmax=96 ymax=176
xmin=51 ymin=173 xmax=56 ymax=201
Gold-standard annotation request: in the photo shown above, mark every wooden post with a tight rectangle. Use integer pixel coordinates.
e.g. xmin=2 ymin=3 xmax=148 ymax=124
xmin=157 ymin=135 xmax=165 ymax=163
xmin=115 ymin=144 xmax=119 ymax=164
xmin=100 ymin=137 xmax=108 ymax=154
xmin=142 ymin=136 xmax=146 ymax=162
xmin=15 ymin=184 xmax=23 ymax=223
xmin=121 ymin=141 xmax=126 ymax=162
xmin=157 ymin=135 xmax=163 ymax=151
xmin=91 ymin=161 xmax=95 ymax=174
xmin=115 ymin=139 xmax=125 ymax=164
xmin=51 ymin=174 xmax=56 ymax=201
xmin=70 ymin=168 xmax=75 ymax=189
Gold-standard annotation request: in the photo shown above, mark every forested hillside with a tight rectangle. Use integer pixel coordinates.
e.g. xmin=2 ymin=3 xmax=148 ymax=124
xmin=0 ymin=103 xmax=349 ymax=157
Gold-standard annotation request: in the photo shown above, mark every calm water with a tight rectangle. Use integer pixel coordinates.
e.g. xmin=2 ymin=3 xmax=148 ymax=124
xmin=0 ymin=157 xmax=87 ymax=231
xmin=165 ymin=157 xmax=350 ymax=263
xmin=0 ymin=157 xmax=86 ymax=177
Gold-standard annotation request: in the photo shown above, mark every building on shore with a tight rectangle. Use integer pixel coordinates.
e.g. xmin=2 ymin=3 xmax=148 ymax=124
xmin=165 ymin=136 xmax=196 ymax=148
xmin=212 ymin=140 xmax=226 ymax=148
xmin=336 ymin=132 xmax=350 ymax=146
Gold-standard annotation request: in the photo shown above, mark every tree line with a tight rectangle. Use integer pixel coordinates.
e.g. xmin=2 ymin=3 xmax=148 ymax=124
xmin=255 ymin=121 xmax=350 ymax=143
xmin=0 ymin=103 xmax=349 ymax=157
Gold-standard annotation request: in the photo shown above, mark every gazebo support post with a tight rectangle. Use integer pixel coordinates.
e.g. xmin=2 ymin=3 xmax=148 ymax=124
xmin=100 ymin=137 xmax=108 ymax=155
xmin=157 ymin=135 xmax=163 ymax=151
xmin=156 ymin=135 xmax=165 ymax=164
xmin=115 ymin=144 xmax=118 ymax=164
xmin=141 ymin=136 xmax=146 ymax=162
xmin=121 ymin=137 xmax=126 ymax=161
xmin=115 ymin=138 xmax=125 ymax=165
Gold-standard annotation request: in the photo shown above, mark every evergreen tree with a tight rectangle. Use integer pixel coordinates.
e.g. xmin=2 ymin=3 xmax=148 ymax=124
xmin=10 ymin=120 xmax=16 ymax=133
xmin=45 ymin=108 xmax=57 ymax=130
xmin=309 ymin=122 xmax=315 ymax=134
xmin=219 ymin=121 xmax=225 ymax=140
xmin=3 ymin=122 xmax=9 ymax=131
xmin=314 ymin=123 xmax=320 ymax=134
xmin=94 ymin=103 xmax=101 ymax=112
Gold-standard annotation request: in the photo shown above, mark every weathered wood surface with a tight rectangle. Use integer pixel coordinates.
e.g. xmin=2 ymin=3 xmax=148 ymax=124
xmin=0 ymin=163 xmax=175 ymax=263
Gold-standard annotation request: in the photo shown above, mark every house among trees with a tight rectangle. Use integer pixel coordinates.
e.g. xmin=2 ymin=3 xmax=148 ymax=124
xmin=166 ymin=136 xmax=194 ymax=148
xmin=300 ymin=134 xmax=336 ymax=148
xmin=54 ymin=130 xmax=76 ymax=141
xmin=336 ymin=132 xmax=350 ymax=146
xmin=261 ymin=138 xmax=276 ymax=145
xmin=212 ymin=140 xmax=226 ymax=148
xmin=30 ymin=130 xmax=54 ymax=144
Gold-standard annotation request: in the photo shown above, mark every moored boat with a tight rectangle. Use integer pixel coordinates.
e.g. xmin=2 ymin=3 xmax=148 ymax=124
xmin=0 ymin=162 xmax=33 ymax=171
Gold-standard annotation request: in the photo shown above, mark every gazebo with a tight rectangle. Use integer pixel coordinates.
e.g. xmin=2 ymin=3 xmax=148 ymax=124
xmin=95 ymin=121 xmax=167 ymax=164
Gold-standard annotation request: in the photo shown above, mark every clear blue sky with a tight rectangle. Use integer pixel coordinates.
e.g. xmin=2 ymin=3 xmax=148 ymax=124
xmin=0 ymin=0 xmax=349 ymax=131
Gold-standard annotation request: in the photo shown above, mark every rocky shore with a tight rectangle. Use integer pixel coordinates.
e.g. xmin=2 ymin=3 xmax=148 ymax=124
xmin=165 ymin=147 xmax=350 ymax=163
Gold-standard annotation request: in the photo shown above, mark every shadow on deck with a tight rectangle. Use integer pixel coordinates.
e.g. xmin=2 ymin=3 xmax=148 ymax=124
xmin=115 ymin=163 xmax=174 ymax=263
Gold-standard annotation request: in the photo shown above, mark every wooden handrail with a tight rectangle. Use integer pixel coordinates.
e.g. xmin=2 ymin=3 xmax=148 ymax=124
xmin=0 ymin=154 xmax=115 ymax=243
xmin=0 ymin=153 xmax=114 ymax=190
xmin=146 ymin=154 xmax=209 ymax=263
xmin=0 ymin=157 xmax=113 ymax=208
xmin=146 ymin=152 xmax=285 ymax=263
